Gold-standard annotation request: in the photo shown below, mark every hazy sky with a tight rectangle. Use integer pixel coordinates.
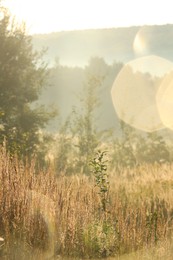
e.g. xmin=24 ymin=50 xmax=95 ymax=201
xmin=4 ymin=0 xmax=173 ymax=34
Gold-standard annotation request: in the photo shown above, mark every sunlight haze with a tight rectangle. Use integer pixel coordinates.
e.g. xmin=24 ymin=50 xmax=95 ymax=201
xmin=4 ymin=0 xmax=173 ymax=34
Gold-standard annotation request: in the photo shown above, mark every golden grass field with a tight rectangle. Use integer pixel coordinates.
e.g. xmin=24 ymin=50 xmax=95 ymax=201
xmin=1 ymin=145 xmax=173 ymax=259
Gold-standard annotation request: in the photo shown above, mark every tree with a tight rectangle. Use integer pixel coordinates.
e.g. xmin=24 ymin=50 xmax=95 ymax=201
xmin=0 ymin=5 xmax=56 ymax=159
xmin=136 ymin=132 xmax=170 ymax=164
xmin=110 ymin=120 xmax=137 ymax=168
xmin=69 ymin=57 xmax=109 ymax=174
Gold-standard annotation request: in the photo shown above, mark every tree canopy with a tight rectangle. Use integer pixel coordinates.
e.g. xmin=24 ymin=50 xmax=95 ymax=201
xmin=0 ymin=5 xmax=56 ymax=159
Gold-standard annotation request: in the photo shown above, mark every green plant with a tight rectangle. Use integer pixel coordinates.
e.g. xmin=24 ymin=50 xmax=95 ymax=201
xmin=90 ymin=150 xmax=110 ymax=214
xmin=90 ymin=150 xmax=114 ymax=257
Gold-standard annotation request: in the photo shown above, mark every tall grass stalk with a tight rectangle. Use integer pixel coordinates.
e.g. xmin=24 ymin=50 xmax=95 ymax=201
xmin=1 ymin=145 xmax=173 ymax=258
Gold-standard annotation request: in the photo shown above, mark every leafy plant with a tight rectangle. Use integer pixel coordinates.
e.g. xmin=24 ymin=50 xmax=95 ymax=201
xmin=90 ymin=150 xmax=110 ymax=213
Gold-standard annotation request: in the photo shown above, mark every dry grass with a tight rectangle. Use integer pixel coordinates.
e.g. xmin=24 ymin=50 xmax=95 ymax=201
xmin=1 ymin=146 xmax=173 ymax=259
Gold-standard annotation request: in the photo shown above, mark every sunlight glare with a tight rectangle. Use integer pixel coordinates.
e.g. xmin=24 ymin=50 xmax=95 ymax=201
xmin=133 ymin=33 xmax=148 ymax=56
xmin=4 ymin=0 xmax=173 ymax=34
xmin=157 ymin=70 xmax=173 ymax=130
xmin=111 ymin=56 xmax=173 ymax=132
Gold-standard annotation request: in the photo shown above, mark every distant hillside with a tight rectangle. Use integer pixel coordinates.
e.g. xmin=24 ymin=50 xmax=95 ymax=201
xmin=32 ymin=24 xmax=173 ymax=67
xmin=32 ymin=25 xmax=173 ymax=137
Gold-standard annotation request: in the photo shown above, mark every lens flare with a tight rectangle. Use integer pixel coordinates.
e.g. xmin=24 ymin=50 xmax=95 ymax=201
xmin=28 ymin=190 xmax=55 ymax=257
xmin=133 ymin=33 xmax=148 ymax=56
xmin=133 ymin=26 xmax=150 ymax=57
xmin=111 ymin=55 xmax=173 ymax=132
xmin=157 ymin=70 xmax=173 ymax=130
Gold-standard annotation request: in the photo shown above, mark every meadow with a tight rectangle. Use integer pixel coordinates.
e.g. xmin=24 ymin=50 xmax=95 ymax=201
xmin=0 ymin=146 xmax=173 ymax=259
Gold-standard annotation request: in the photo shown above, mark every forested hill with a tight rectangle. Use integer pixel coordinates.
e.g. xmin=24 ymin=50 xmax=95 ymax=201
xmin=32 ymin=24 xmax=173 ymax=136
xmin=32 ymin=24 xmax=173 ymax=67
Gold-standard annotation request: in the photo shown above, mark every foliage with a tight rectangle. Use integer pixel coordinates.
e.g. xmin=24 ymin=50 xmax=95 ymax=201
xmin=53 ymin=58 xmax=111 ymax=175
xmin=54 ymin=115 xmax=75 ymax=175
xmin=110 ymin=120 xmax=171 ymax=169
xmin=51 ymin=58 xmax=173 ymax=173
xmin=70 ymin=58 xmax=107 ymax=174
xmin=110 ymin=121 xmax=137 ymax=168
xmin=90 ymin=149 xmax=113 ymax=257
xmin=90 ymin=150 xmax=109 ymax=213
xmin=136 ymin=132 xmax=170 ymax=164
xmin=0 ymin=5 xmax=56 ymax=159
